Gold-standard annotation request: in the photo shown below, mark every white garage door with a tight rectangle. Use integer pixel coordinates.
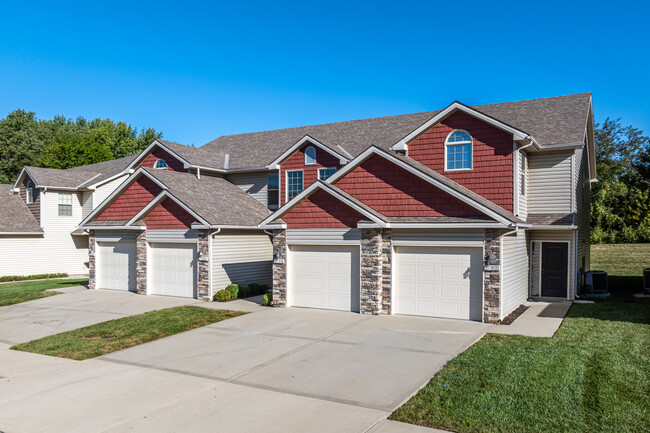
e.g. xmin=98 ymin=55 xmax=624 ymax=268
xmin=98 ymin=242 xmax=137 ymax=292
xmin=396 ymin=246 xmax=482 ymax=321
xmin=149 ymin=243 xmax=197 ymax=298
xmin=290 ymin=245 xmax=360 ymax=312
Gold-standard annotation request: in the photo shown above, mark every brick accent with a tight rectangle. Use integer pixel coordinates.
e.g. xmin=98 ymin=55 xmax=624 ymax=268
xmin=381 ymin=229 xmax=392 ymax=314
xmin=88 ymin=231 xmax=96 ymax=290
xmin=272 ymin=230 xmax=287 ymax=307
xmin=361 ymin=229 xmax=384 ymax=315
xmin=197 ymin=230 xmax=210 ymax=300
xmin=136 ymin=231 xmax=147 ymax=295
xmin=483 ymin=228 xmax=502 ymax=323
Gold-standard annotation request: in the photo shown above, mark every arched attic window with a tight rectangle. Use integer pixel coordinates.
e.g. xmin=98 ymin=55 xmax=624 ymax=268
xmin=26 ymin=181 xmax=34 ymax=204
xmin=445 ymin=130 xmax=473 ymax=171
xmin=304 ymin=146 xmax=316 ymax=165
xmin=154 ymin=159 xmax=168 ymax=169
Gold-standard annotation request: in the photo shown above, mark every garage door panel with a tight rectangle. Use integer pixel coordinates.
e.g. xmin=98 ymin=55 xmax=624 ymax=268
xmin=98 ymin=242 xmax=136 ymax=292
xmin=396 ymin=247 xmax=482 ymax=321
xmin=150 ymin=243 xmax=197 ymax=298
xmin=290 ymin=245 xmax=360 ymax=312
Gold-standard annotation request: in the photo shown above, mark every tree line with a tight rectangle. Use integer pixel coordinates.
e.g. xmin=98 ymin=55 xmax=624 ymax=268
xmin=0 ymin=109 xmax=162 ymax=184
xmin=0 ymin=109 xmax=648 ymax=243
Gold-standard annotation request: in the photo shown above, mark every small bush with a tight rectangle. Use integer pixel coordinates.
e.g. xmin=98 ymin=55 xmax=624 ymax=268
xmin=259 ymin=283 xmax=270 ymax=292
xmin=225 ymin=284 xmax=239 ymax=298
xmin=238 ymin=285 xmax=250 ymax=298
xmin=0 ymin=273 xmax=68 ymax=283
xmin=263 ymin=292 xmax=273 ymax=306
xmin=214 ymin=289 xmax=232 ymax=302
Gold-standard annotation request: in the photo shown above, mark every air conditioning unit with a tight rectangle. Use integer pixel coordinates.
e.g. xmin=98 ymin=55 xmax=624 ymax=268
xmin=586 ymin=271 xmax=608 ymax=294
xmin=643 ymin=268 xmax=650 ymax=295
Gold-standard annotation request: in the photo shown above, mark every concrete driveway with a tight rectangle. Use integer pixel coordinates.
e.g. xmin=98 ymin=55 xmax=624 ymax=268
xmin=0 ymin=287 xmax=487 ymax=433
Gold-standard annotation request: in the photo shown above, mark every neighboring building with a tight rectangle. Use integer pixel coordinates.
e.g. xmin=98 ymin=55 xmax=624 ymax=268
xmin=9 ymin=93 xmax=595 ymax=324
xmin=0 ymin=157 xmax=136 ymax=276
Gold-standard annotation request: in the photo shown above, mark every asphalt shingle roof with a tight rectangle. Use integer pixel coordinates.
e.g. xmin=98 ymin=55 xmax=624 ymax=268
xmin=0 ymin=185 xmax=43 ymax=233
xmin=25 ymin=155 xmax=136 ymax=189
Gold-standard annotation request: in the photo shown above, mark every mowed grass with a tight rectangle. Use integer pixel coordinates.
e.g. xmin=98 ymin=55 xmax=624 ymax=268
xmin=11 ymin=306 xmax=245 ymax=360
xmin=0 ymin=278 xmax=88 ymax=306
xmin=390 ymin=244 xmax=650 ymax=433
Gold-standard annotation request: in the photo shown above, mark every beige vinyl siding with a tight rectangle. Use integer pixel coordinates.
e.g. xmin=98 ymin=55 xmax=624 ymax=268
xmin=528 ymin=151 xmax=573 ymax=213
xmin=286 ymin=228 xmax=361 ymax=245
xmin=0 ymin=190 xmax=89 ymax=277
xmin=81 ymin=191 xmax=93 ymax=218
xmin=501 ymin=230 xmax=529 ymax=319
xmin=211 ymin=230 xmax=272 ymax=293
xmin=92 ymin=175 xmax=129 ymax=210
xmin=518 ymin=151 xmax=528 ymax=219
xmin=529 ymin=230 xmax=575 ymax=299
xmin=226 ymin=172 xmax=269 ymax=207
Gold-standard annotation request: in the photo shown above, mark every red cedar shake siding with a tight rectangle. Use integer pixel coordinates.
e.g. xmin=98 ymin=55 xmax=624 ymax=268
xmin=280 ymin=144 xmax=341 ymax=205
xmin=143 ymin=198 xmax=195 ymax=229
xmin=95 ymin=177 xmax=162 ymax=221
xmin=333 ymin=155 xmax=483 ymax=217
xmin=138 ymin=147 xmax=186 ymax=172
xmin=282 ymin=190 xmax=364 ymax=229
xmin=407 ymin=111 xmax=514 ymax=212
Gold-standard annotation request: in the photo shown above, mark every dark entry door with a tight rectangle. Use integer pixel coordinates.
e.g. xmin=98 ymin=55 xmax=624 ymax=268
xmin=541 ymin=242 xmax=568 ymax=297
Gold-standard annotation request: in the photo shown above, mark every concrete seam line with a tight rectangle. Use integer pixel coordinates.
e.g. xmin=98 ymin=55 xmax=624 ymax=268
xmin=97 ymin=357 xmax=230 ymax=383
xmin=226 ymin=315 xmax=373 ymax=382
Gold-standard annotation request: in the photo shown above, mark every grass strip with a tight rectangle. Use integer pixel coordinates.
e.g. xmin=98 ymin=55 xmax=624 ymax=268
xmin=0 ymin=278 xmax=88 ymax=306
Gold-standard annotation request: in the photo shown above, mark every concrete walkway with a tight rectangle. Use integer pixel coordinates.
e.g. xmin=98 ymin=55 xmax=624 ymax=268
xmin=489 ymin=300 xmax=572 ymax=337
xmin=0 ymin=287 xmax=488 ymax=433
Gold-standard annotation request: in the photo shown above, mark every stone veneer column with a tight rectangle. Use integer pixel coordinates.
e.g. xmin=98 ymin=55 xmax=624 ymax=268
xmin=272 ymin=230 xmax=287 ymax=307
xmin=381 ymin=229 xmax=392 ymax=314
xmin=88 ymin=230 xmax=96 ymax=290
xmin=197 ymin=230 xmax=210 ymax=301
xmin=136 ymin=230 xmax=147 ymax=295
xmin=483 ymin=228 xmax=502 ymax=323
xmin=361 ymin=229 xmax=383 ymax=315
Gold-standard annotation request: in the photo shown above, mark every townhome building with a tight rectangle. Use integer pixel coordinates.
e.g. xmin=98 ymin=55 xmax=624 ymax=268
xmin=2 ymin=93 xmax=595 ymax=323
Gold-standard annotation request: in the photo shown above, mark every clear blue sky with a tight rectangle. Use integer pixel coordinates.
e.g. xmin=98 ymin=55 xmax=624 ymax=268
xmin=1 ymin=1 xmax=648 ymax=146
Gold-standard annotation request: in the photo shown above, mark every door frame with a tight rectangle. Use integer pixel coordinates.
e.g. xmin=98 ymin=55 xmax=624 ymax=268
xmin=538 ymin=240 xmax=571 ymax=299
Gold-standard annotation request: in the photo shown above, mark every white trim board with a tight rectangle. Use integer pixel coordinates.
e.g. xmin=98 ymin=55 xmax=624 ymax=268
xmin=267 ymin=135 xmax=350 ymax=168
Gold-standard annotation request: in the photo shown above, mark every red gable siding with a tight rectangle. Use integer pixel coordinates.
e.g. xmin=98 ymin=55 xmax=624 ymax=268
xmin=333 ymin=155 xmax=483 ymax=217
xmin=144 ymin=198 xmax=195 ymax=229
xmin=282 ymin=190 xmax=364 ymax=229
xmin=280 ymin=143 xmax=341 ymax=206
xmin=407 ymin=111 xmax=514 ymax=212
xmin=138 ymin=147 xmax=186 ymax=172
xmin=95 ymin=176 xmax=162 ymax=221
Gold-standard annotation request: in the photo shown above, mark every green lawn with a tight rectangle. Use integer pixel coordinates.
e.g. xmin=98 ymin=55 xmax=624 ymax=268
xmin=11 ymin=306 xmax=245 ymax=360
xmin=0 ymin=278 xmax=88 ymax=307
xmin=390 ymin=244 xmax=650 ymax=433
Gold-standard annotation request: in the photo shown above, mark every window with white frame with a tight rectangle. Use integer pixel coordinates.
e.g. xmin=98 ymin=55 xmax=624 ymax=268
xmin=318 ymin=167 xmax=336 ymax=181
xmin=286 ymin=170 xmax=303 ymax=201
xmin=304 ymin=146 xmax=316 ymax=165
xmin=445 ymin=130 xmax=473 ymax=170
xmin=58 ymin=192 xmax=72 ymax=216
xmin=154 ymin=159 xmax=167 ymax=169
xmin=26 ymin=181 xmax=34 ymax=204
xmin=267 ymin=173 xmax=279 ymax=209
xmin=519 ymin=152 xmax=526 ymax=196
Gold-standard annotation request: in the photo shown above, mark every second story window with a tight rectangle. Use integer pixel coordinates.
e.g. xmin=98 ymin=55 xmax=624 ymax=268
xmin=318 ymin=167 xmax=336 ymax=181
xmin=154 ymin=159 xmax=167 ymax=169
xmin=267 ymin=173 xmax=279 ymax=209
xmin=520 ymin=152 xmax=527 ymax=196
xmin=26 ymin=181 xmax=34 ymax=204
xmin=58 ymin=192 xmax=72 ymax=216
xmin=445 ymin=130 xmax=473 ymax=171
xmin=286 ymin=170 xmax=303 ymax=201
xmin=304 ymin=146 xmax=316 ymax=165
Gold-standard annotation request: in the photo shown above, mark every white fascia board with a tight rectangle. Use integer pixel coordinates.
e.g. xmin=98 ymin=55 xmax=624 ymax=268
xmin=260 ymin=223 xmax=287 ymax=229
xmin=223 ymin=166 xmax=269 ymax=174
xmin=390 ymin=102 xmax=530 ymax=150
xmin=267 ymin=135 xmax=350 ymax=168
xmin=83 ymin=225 xmax=146 ymax=230
xmin=78 ymin=167 xmax=167 ymax=227
xmin=87 ymin=172 xmax=129 ymax=189
xmin=189 ymin=165 xmax=226 ymax=174
xmin=0 ymin=232 xmax=44 ymax=236
xmin=123 ymin=140 xmax=191 ymax=173
xmin=326 ymin=146 xmax=513 ymax=225
xmin=210 ymin=225 xmax=265 ymax=229
xmin=38 ymin=186 xmax=83 ymax=191
xmin=530 ymin=225 xmax=577 ymax=230
xmin=11 ymin=167 xmax=37 ymax=191
xmin=75 ymin=173 xmax=102 ymax=189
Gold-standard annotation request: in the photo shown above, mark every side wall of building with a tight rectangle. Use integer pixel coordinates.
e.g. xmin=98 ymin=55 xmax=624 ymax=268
xmin=211 ymin=230 xmax=273 ymax=292
xmin=501 ymin=230 xmax=529 ymax=318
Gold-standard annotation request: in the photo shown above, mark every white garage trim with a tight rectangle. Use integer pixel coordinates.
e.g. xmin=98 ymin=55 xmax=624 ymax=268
xmin=286 ymin=228 xmax=361 ymax=246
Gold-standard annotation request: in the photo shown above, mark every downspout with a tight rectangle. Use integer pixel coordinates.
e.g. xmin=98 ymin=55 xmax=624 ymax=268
xmin=210 ymin=228 xmax=221 ymax=238
xmin=196 ymin=167 xmax=201 ymax=179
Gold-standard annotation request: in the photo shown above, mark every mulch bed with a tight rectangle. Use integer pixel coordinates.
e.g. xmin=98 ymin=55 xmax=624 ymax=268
xmin=499 ymin=304 xmax=529 ymax=325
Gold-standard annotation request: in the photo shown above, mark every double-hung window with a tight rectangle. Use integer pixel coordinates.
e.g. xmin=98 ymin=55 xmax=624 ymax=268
xmin=445 ymin=130 xmax=473 ymax=171
xmin=58 ymin=192 xmax=72 ymax=216
xmin=267 ymin=173 xmax=279 ymax=209
xmin=318 ymin=167 xmax=336 ymax=181
xmin=286 ymin=170 xmax=303 ymax=201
